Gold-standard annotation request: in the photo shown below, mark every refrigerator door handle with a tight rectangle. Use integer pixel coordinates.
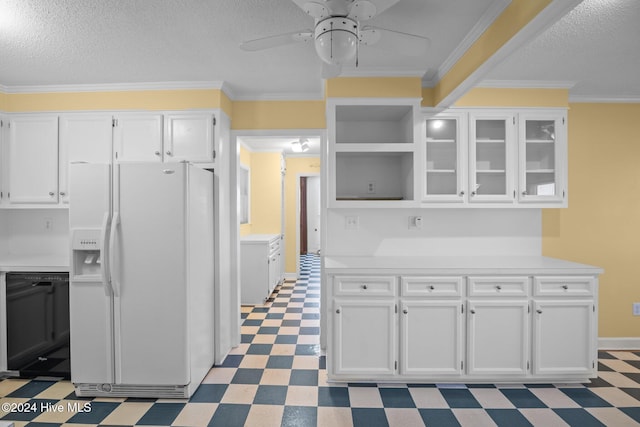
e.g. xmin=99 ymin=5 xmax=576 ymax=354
xmin=109 ymin=211 xmax=121 ymax=297
xmin=100 ymin=212 xmax=112 ymax=296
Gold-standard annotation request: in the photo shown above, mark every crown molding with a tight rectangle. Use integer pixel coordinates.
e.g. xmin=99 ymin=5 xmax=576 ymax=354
xmin=422 ymin=0 xmax=511 ymax=88
xmin=478 ymin=79 xmax=576 ymax=89
xmin=569 ymin=95 xmax=640 ymax=104
xmin=1 ymin=81 xmax=226 ymax=94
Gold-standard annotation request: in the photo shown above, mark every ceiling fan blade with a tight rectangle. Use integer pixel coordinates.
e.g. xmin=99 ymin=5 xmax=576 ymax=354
xmin=366 ymin=0 xmax=401 ymax=16
xmin=240 ymin=30 xmax=313 ymax=52
xmin=291 ymin=0 xmax=330 ymax=19
xmin=360 ymin=26 xmax=430 ymax=56
xmin=348 ymin=0 xmax=377 ymax=21
xmin=321 ymin=62 xmax=342 ymax=79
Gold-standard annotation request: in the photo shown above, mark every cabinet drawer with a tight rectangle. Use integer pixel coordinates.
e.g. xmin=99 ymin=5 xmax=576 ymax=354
xmin=468 ymin=276 xmax=529 ymax=297
xmin=401 ymin=276 xmax=463 ymax=297
xmin=269 ymin=238 xmax=280 ymax=254
xmin=333 ymin=276 xmax=397 ymax=297
xmin=533 ymin=276 xmax=595 ymax=296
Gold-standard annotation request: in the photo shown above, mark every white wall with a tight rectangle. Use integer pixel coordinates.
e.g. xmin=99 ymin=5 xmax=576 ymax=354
xmin=325 ymin=208 xmax=541 ymax=257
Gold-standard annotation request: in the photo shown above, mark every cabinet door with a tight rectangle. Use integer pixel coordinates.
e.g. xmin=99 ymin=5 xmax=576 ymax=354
xmin=467 ymin=300 xmax=529 ymax=376
xmin=113 ymin=113 xmax=163 ymax=162
xmin=59 ymin=114 xmax=113 ymax=204
xmin=424 ymin=113 xmax=466 ymax=202
xmin=533 ymin=300 xmax=595 ymax=376
xmin=164 ymin=113 xmax=215 ymax=162
xmin=0 ymin=116 xmax=6 ymax=204
xmin=400 ymin=300 xmax=463 ymax=376
xmin=333 ymin=299 xmax=396 ymax=376
xmin=8 ymin=115 xmax=59 ymax=204
xmin=468 ymin=112 xmax=516 ymax=203
xmin=518 ymin=112 xmax=566 ymax=204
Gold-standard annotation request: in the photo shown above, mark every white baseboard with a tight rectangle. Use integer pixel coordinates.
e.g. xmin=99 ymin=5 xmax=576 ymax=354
xmin=598 ymin=337 xmax=640 ymax=350
xmin=284 ymin=273 xmax=298 ymax=281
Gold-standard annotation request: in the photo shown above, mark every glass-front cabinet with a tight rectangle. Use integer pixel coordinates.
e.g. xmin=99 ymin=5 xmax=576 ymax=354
xmin=518 ymin=112 xmax=566 ymax=204
xmin=424 ymin=113 xmax=466 ymax=202
xmin=468 ymin=112 xmax=516 ymax=203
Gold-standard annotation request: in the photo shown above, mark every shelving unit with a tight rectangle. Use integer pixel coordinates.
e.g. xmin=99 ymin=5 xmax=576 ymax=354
xmin=328 ymin=99 xmax=420 ymax=207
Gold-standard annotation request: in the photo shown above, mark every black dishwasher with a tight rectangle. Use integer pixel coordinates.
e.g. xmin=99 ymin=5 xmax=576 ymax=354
xmin=6 ymin=272 xmax=70 ymax=378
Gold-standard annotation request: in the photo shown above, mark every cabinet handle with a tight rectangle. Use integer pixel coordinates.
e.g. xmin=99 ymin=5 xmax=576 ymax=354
xmin=155 ymin=151 xmax=161 ymax=156
xmin=49 ymin=191 xmax=55 ymax=196
xmin=562 ymin=285 xmax=569 ymax=290
xmin=166 ymin=150 xmax=173 ymax=156
xmin=336 ymin=308 xmax=341 ymax=314
xmin=537 ymin=309 xmax=543 ymax=314
xmin=522 ymin=190 xmax=528 ymax=196
xmin=403 ymin=309 xmax=408 ymax=314
xmin=361 ymin=284 xmax=368 ymax=290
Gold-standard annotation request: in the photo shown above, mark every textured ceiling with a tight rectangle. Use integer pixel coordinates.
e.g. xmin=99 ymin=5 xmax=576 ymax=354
xmin=482 ymin=0 xmax=640 ymax=101
xmin=0 ymin=0 xmax=497 ymax=98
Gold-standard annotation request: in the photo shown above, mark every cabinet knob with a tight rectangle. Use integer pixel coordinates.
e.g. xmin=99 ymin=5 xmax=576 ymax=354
xmin=336 ymin=308 xmax=341 ymax=314
xmin=155 ymin=151 xmax=161 ymax=156
xmin=459 ymin=191 xmax=465 ymax=196
xmin=470 ymin=309 xmax=476 ymax=314
xmin=361 ymin=284 xmax=368 ymax=290
xmin=522 ymin=190 xmax=528 ymax=196
xmin=403 ymin=309 xmax=408 ymax=314
xmin=166 ymin=150 xmax=173 ymax=156
xmin=537 ymin=309 xmax=543 ymax=314
xmin=562 ymin=285 xmax=569 ymax=290
xmin=428 ymin=285 xmax=435 ymax=290
xmin=496 ymin=285 xmax=502 ymax=290
xmin=59 ymin=191 xmax=66 ymax=196
xmin=49 ymin=191 xmax=55 ymax=196
xmin=471 ymin=191 xmax=476 ymax=196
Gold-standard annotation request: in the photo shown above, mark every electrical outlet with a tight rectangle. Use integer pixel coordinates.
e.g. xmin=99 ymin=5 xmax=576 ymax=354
xmin=408 ymin=216 xmax=423 ymax=229
xmin=345 ymin=216 xmax=359 ymax=230
xmin=44 ymin=218 xmax=53 ymax=231
xmin=367 ymin=181 xmax=376 ymax=194
xmin=633 ymin=303 xmax=640 ymax=316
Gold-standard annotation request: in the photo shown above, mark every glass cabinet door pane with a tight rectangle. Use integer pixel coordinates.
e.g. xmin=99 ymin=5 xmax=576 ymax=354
xmin=524 ymin=120 xmax=556 ymax=196
xmin=474 ymin=120 xmax=507 ymax=196
xmin=426 ymin=119 xmax=458 ymax=196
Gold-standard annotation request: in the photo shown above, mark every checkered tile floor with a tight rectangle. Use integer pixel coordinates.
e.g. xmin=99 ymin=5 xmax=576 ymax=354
xmin=2 ymin=253 xmax=640 ymax=426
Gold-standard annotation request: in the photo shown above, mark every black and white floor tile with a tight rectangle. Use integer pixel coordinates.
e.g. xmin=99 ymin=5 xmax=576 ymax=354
xmin=1 ymin=254 xmax=639 ymax=426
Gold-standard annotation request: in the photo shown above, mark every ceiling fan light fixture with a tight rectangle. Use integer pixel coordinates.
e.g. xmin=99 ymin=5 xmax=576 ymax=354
xmin=314 ymin=17 xmax=358 ymax=65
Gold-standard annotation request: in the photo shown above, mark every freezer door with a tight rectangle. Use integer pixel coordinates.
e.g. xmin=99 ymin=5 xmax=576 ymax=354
xmin=113 ymin=163 xmax=189 ymax=385
xmin=68 ymin=163 xmax=114 ymax=384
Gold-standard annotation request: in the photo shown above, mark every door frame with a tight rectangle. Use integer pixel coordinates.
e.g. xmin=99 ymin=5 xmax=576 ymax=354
xmin=295 ymin=172 xmax=320 ymax=276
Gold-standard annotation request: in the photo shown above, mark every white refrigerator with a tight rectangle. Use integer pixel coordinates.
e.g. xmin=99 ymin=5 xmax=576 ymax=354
xmin=68 ymin=162 xmax=214 ymax=398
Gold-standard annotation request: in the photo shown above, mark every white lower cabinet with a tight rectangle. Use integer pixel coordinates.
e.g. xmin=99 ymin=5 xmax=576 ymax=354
xmin=466 ymin=299 xmax=529 ymax=377
xmin=333 ymin=298 xmax=397 ymax=376
xmin=327 ymin=272 xmax=599 ymax=383
xmin=240 ymin=234 xmax=283 ymax=305
xmin=400 ymin=300 xmax=463 ymax=376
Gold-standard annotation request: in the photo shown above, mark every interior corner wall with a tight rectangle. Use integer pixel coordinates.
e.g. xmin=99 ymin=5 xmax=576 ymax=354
xmin=284 ymin=156 xmax=321 ymax=274
xmin=543 ymin=102 xmax=640 ymax=338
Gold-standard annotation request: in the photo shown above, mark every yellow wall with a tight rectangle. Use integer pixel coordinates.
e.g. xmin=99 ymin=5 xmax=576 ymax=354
xmin=2 ymin=89 xmax=233 ymax=117
xmin=454 ymin=87 xmax=569 ymax=108
xmin=284 ymin=157 xmax=322 ymax=273
xmin=248 ymin=151 xmax=282 ymax=235
xmin=325 ymin=77 xmax=422 ymax=98
xmin=239 ymin=144 xmax=252 ymax=237
xmin=232 ymin=100 xmax=325 ymax=130
xmin=543 ymin=103 xmax=640 ymax=337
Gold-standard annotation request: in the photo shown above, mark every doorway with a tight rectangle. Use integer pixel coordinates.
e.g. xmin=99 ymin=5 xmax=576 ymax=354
xmin=299 ymin=175 xmax=321 ymax=255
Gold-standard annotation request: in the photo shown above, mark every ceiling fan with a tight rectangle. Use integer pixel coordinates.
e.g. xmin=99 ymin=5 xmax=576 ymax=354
xmin=239 ymin=0 xmax=430 ymax=78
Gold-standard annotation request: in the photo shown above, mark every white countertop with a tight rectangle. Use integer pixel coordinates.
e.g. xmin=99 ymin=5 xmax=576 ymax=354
xmin=324 ymin=255 xmax=603 ymax=276
xmin=241 ymin=234 xmax=281 ymax=243
xmin=0 ymin=254 xmax=70 ymax=272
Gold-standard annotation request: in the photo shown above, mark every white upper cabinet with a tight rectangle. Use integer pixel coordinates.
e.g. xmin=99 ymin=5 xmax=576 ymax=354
xmin=164 ymin=113 xmax=215 ymax=163
xmin=113 ymin=113 xmax=164 ymax=162
xmin=518 ymin=112 xmax=567 ymax=204
xmin=8 ymin=114 xmax=60 ymax=204
xmin=468 ymin=111 xmax=517 ymax=204
xmin=328 ymin=98 xmax=420 ymax=207
xmin=0 ymin=116 xmax=6 ymax=204
xmin=424 ymin=112 xmax=466 ymax=202
xmin=59 ymin=114 xmax=113 ymax=204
